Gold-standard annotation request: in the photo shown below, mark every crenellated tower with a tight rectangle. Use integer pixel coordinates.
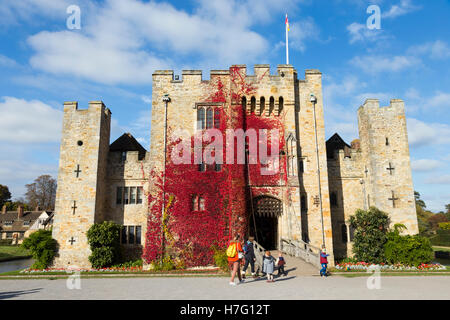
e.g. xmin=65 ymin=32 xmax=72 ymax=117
xmin=52 ymin=101 xmax=111 ymax=268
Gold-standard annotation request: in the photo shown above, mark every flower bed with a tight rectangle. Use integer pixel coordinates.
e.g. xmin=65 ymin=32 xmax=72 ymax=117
xmin=335 ymin=262 xmax=447 ymax=272
xmin=19 ymin=266 xmax=222 ymax=274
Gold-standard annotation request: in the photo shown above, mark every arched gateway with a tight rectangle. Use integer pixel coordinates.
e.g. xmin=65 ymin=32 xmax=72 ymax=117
xmin=249 ymin=196 xmax=282 ymax=250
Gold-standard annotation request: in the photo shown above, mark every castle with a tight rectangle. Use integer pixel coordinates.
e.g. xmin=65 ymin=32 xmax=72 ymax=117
xmin=51 ymin=64 xmax=419 ymax=268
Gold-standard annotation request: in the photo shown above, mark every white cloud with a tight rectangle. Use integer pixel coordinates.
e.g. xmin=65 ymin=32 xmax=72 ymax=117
xmin=0 ymin=0 xmax=80 ymax=26
xmin=0 ymin=54 xmax=17 ymax=67
xmin=382 ymin=0 xmax=421 ymax=19
xmin=26 ymin=0 xmax=309 ymax=85
xmin=0 ymin=97 xmax=63 ymax=143
xmin=407 ymin=118 xmax=450 ymax=147
xmin=346 ymin=22 xmax=389 ymax=44
xmin=288 ymin=17 xmax=321 ymax=52
xmin=350 ymin=55 xmax=420 ymax=74
xmin=408 ymin=40 xmax=450 ymax=60
xmin=424 ymin=174 xmax=450 ymax=185
xmin=411 ymin=159 xmax=443 ymax=172
xmin=0 ymin=158 xmax=58 ymax=199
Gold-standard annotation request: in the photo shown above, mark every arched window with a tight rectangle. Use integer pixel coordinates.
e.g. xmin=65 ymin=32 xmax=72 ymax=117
xmin=242 ymin=96 xmax=247 ymax=113
xmin=199 ymin=197 xmax=206 ymax=211
xmin=214 ymin=163 xmax=222 ymax=172
xmin=286 ymin=134 xmax=297 ymax=176
xmin=278 ymin=97 xmax=284 ymax=115
xmin=192 ymin=195 xmax=206 ymax=211
xmin=206 ymin=107 xmax=213 ymax=129
xmin=250 ymin=96 xmax=256 ymax=114
xmin=192 ymin=195 xmax=199 ymax=211
xmin=214 ymin=108 xmax=220 ymax=128
xmin=269 ymin=96 xmax=275 ymax=115
xmin=259 ymin=96 xmax=265 ymax=115
xmin=197 ymin=107 xmax=205 ymax=129
xmin=330 ymin=192 xmax=338 ymax=207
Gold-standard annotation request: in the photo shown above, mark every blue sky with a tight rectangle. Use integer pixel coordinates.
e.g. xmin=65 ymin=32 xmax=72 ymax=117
xmin=0 ymin=0 xmax=449 ymax=212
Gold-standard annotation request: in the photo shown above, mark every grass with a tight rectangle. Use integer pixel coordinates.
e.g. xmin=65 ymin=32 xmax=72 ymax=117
xmin=433 ymin=246 xmax=450 ymax=252
xmin=0 ymin=267 xmax=228 ymax=277
xmin=337 ymin=272 xmax=450 ymax=278
xmin=0 ymin=245 xmax=31 ymax=262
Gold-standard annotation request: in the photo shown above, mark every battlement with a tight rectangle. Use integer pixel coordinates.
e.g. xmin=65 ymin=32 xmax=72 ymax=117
xmin=358 ymin=98 xmax=405 ymax=116
xmin=63 ymin=100 xmax=111 ymax=116
xmin=152 ymin=64 xmax=296 ymax=84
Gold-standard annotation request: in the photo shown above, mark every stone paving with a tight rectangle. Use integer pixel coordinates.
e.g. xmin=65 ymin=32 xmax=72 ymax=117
xmin=1 ymin=273 xmax=449 ymax=300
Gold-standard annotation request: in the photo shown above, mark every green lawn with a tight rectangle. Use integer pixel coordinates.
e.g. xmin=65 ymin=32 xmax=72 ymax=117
xmin=0 ymin=245 xmax=31 ymax=262
xmin=433 ymin=246 xmax=450 ymax=252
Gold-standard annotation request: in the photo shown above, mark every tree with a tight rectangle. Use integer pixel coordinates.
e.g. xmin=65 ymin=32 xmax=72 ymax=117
xmin=428 ymin=213 xmax=448 ymax=231
xmin=21 ymin=230 xmax=57 ymax=269
xmin=445 ymin=204 xmax=450 ymax=221
xmin=414 ymin=191 xmax=426 ymax=209
xmin=0 ymin=184 xmax=11 ymax=208
xmin=349 ymin=207 xmax=390 ymax=263
xmin=25 ymin=175 xmax=57 ymax=210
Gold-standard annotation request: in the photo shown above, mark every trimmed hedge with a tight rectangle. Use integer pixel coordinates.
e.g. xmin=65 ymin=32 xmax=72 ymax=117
xmin=87 ymin=221 xmax=122 ymax=268
xmin=384 ymin=230 xmax=434 ymax=267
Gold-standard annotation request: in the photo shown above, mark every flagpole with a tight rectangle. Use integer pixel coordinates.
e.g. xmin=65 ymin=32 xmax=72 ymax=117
xmin=285 ymin=14 xmax=289 ymax=65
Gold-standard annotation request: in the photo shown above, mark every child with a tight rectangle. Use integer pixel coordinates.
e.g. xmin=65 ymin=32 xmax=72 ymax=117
xmin=276 ymin=252 xmax=287 ymax=276
xmin=262 ymin=250 xmax=276 ymax=282
xmin=320 ymin=247 xmax=329 ymax=277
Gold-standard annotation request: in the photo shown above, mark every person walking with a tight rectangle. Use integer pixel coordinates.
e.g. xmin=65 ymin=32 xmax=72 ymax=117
xmin=320 ymin=247 xmax=330 ymax=277
xmin=276 ymin=252 xmax=287 ymax=276
xmin=227 ymin=234 xmax=244 ymax=286
xmin=262 ymin=250 xmax=276 ymax=282
xmin=241 ymin=237 xmax=256 ymax=278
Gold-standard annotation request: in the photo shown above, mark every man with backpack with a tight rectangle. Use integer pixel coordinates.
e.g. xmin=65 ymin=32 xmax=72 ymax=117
xmin=241 ymin=236 xmax=256 ymax=278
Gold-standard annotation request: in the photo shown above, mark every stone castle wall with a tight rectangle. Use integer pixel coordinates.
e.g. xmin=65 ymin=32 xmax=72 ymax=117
xmin=52 ymin=101 xmax=111 ymax=268
xmin=51 ymin=65 xmax=419 ymax=268
xmin=358 ymin=99 xmax=418 ymax=234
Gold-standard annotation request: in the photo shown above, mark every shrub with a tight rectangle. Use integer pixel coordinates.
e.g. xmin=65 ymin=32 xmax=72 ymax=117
xmin=212 ymin=246 xmax=228 ymax=272
xmin=86 ymin=221 xmax=122 ymax=268
xmin=0 ymin=239 xmax=13 ymax=246
xmin=384 ymin=225 xmax=434 ymax=266
xmin=111 ymin=259 xmax=143 ymax=268
xmin=439 ymin=222 xmax=450 ymax=230
xmin=349 ymin=207 xmax=390 ymax=264
xmin=89 ymin=247 xmax=115 ymax=269
xmin=151 ymin=255 xmax=176 ymax=271
xmin=337 ymin=256 xmax=358 ymax=264
xmin=21 ymin=230 xmax=57 ymax=269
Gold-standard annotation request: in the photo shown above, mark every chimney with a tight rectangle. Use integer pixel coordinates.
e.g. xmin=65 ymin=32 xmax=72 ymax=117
xmin=18 ymin=205 xmax=24 ymax=218
xmin=1 ymin=205 xmax=6 ymax=214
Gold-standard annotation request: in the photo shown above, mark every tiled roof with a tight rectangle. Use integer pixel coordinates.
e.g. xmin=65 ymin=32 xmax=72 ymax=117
xmin=326 ymin=133 xmax=352 ymax=158
xmin=0 ymin=211 xmax=44 ymax=232
xmin=110 ymin=133 xmax=147 ymax=155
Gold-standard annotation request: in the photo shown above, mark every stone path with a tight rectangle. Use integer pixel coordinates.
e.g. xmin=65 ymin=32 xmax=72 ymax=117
xmin=1 ymin=275 xmax=449 ymax=300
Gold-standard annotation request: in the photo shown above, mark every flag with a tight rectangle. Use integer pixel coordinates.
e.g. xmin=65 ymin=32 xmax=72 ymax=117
xmin=285 ymin=14 xmax=290 ymax=32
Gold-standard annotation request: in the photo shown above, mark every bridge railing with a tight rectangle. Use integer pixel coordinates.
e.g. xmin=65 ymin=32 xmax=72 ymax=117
xmin=280 ymin=238 xmax=321 ymax=268
xmin=252 ymin=241 xmax=266 ymax=274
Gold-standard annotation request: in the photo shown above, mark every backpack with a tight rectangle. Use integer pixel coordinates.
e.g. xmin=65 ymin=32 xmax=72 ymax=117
xmin=226 ymin=243 xmax=237 ymax=258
